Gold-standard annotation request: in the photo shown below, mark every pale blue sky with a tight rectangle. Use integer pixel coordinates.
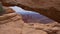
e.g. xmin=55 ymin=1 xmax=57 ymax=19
xmin=9 ymin=6 xmax=39 ymax=14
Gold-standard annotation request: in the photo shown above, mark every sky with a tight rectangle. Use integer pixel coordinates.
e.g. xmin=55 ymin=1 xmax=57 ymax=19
xmin=9 ymin=6 xmax=39 ymax=14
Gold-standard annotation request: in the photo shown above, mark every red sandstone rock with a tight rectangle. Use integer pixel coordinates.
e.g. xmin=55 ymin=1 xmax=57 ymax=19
xmin=0 ymin=0 xmax=60 ymax=22
xmin=0 ymin=9 xmax=60 ymax=34
xmin=0 ymin=0 xmax=60 ymax=34
xmin=0 ymin=13 xmax=24 ymax=34
xmin=3 ymin=6 xmax=15 ymax=13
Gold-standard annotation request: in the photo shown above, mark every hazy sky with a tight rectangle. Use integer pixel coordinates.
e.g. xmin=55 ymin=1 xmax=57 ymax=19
xmin=9 ymin=6 xmax=39 ymax=14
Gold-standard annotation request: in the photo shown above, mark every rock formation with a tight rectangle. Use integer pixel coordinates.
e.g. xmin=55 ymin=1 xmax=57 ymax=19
xmin=0 ymin=6 xmax=60 ymax=34
xmin=0 ymin=0 xmax=60 ymax=34
xmin=0 ymin=0 xmax=60 ymax=22
xmin=0 ymin=10 xmax=60 ymax=34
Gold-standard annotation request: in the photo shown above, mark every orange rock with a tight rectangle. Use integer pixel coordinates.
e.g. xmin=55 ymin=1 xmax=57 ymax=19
xmin=0 ymin=0 xmax=60 ymax=22
xmin=3 ymin=6 xmax=15 ymax=13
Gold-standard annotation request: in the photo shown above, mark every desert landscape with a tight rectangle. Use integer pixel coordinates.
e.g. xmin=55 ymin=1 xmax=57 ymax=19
xmin=0 ymin=0 xmax=60 ymax=34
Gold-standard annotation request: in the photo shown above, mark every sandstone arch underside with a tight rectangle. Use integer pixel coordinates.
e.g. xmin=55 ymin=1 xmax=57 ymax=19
xmin=0 ymin=0 xmax=60 ymax=22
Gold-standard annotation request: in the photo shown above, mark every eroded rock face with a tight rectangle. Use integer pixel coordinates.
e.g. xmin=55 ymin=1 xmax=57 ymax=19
xmin=0 ymin=6 xmax=60 ymax=34
xmin=0 ymin=12 xmax=60 ymax=34
xmin=0 ymin=0 xmax=60 ymax=9
xmin=0 ymin=0 xmax=60 ymax=22
xmin=0 ymin=13 xmax=24 ymax=34
xmin=0 ymin=0 xmax=60 ymax=34
xmin=0 ymin=6 xmax=23 ymax=34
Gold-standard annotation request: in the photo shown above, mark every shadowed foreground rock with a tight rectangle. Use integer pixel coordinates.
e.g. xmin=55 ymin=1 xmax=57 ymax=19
xmin=0 ymin=2 xmax=5 ymax=15
xmin=0 ymin=0 xmax=60 ymax=22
